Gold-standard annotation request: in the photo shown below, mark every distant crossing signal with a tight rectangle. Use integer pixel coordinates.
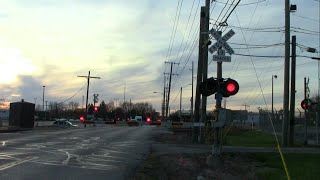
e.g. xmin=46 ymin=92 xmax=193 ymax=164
xmin=301 ymin=99 xmax=312 ymax=110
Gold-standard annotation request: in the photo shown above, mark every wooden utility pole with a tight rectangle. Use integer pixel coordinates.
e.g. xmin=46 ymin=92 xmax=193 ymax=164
xmin=162 ymin=74 xmax=166 ymax=122
xmin=289 ymin=35 xmax=296 ymax=145
xmin=242 ymin=104 xmax=250 ymax=110
xmin=200 ymin=0 xmax=211 ymax=142
xmin=78 ymin=71 xmax=101 ymax=119
xmin=191 ymin=61 xmax=194 ymax=123
xmin=282 ymin=0 xmax=290 ymax=147
xmin=193 ymin=0 xmax=210 ymax=142
xmin=180 ymin=87 xmax=182 ymax=122
xmin=164 ymin=62 xmax=178 ymax=121
xmin=304 ymin=77 xmax=309 ymax=145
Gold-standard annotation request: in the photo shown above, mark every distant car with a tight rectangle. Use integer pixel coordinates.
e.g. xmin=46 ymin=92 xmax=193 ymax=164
xmin=150 ymin=119 xmax=161 ymax=126
xmin=52 ymin=120 xmax=78 ymax=128
xmin=127 ymin=119 xmax=139 ymax=126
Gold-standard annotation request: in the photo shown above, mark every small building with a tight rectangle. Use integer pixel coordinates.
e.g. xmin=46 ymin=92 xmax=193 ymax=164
xmin=231 ymin=110 xmax=248 ymax=123
xmin=9 ymin=99 xmax=35 ymax=128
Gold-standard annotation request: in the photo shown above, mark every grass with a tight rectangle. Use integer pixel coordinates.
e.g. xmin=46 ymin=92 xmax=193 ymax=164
xmin=249 ymin=153 xmax=320 ymax=180
xmin=224 ymin=128 xmax=278 ymax=147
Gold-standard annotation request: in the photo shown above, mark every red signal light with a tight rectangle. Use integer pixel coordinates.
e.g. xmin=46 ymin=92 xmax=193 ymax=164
xmin=226 ymin=83 xmax=236 ymax=93
xmin=222 ymin=79 xmax=239 ymax=97
xmin=301 ymin=99 xmax=312 ymax=110
xmin=147 ymin=117 xmax=151 ymax=123
xmin=94 ymin=106 xmax=98 ymax=112
xmin=80 ymin=116 xmax=84 ymax=122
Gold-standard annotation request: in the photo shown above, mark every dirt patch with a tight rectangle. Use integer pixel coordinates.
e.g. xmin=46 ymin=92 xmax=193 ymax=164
xmin=134 ymin=128 xmax=263 ymax=180
xmin=134 ymin=153 xmax=261 ymax=180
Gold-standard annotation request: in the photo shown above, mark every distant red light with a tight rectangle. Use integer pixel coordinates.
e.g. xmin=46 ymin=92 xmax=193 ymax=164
xmin=147 ymin=117 xmax=151 ymax=122
xmin=80 ymin=116 xmax=84 ymax=122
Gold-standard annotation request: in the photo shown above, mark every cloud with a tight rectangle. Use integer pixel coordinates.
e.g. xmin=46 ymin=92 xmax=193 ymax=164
xmin=0 ymin=0 xmax=317 ymax=113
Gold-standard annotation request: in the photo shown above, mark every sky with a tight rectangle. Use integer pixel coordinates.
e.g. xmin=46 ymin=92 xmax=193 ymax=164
xmin=0 ymin=0 xmax=319 ymax=113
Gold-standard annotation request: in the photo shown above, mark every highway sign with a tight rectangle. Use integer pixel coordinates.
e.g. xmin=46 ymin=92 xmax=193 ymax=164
xmin=212 ymin=55 xmax=231 ymax=62
xmin=209 ymin=28 xmax=235 ymax=55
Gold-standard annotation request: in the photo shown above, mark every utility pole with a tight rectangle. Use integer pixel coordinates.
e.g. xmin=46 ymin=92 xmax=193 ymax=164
xmin=180 ymin=87 xmax=182 ymax=122
xmin=162 ymin=74 xmax=166 ymax=122
xmin=242 ymin=104 xmax=250 ymax=110
xmin=304 ymin=77 xmax=309 ymax=145
xmin=165 ymin=62 xmax=178 ymax=121
xmin=78 ymin=71 xmax=101 ymax=119
xmin=42 ymin=86 xmax=45 ymax=111
xmin=200 ymin=0 xmax=211 ymax=142
xmin=194 ymin=6 xmax=207 ymax=143
xmin=282 ymin=0 xmax=290 ymax=147
xmin=124 ymin=82 xmax=126 ymax=120
xmin=129 ymin=99 xmax=132 ymax=119
xmin=289 ymin=35 xmax=296 ymax=146
xmin=45 ymin=101 xmax=47 ymax=121
xmin=191 ymin=61 xmax=194 ymax=123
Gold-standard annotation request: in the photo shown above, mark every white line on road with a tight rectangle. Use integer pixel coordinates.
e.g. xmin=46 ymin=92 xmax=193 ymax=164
xmin=0 ymin=156 xmax=38 ymax=171
xmin=62 ymin=151 xmax=71 ymax=165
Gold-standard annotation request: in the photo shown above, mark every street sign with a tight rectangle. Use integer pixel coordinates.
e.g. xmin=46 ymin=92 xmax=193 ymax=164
xmin=212 ymin=55 xmax=231 ymax=62
xmin=209 ymin=28 xmax=235 ymax=55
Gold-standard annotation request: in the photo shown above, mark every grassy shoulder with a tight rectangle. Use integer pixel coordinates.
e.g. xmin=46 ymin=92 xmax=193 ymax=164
xmin=249 ymin=153 xmax=320 ymax=180
xmin=223 ymin=128 xmax=278 ymax=147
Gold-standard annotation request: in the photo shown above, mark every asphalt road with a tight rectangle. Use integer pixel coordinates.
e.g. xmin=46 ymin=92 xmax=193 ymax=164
xmin=0 ymin=125 xmax=157 ymax=180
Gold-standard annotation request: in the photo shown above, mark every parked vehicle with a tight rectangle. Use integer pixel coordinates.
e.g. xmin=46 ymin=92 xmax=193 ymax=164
xmin=128 ymin=116 xmax=143 ymax=126
xmin=127 ymin=119 xmax=139 ymax=126
xmin=52 ymin=119 xmax=78 ymax=128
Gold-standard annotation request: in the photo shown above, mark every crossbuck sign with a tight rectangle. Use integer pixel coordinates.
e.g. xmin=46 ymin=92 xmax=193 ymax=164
xmin=208 ymin=28 xmax=235 ymax=55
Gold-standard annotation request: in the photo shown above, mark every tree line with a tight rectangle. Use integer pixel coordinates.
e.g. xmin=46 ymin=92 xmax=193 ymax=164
xmin=35 ymin=100 xmax=158 ymax=121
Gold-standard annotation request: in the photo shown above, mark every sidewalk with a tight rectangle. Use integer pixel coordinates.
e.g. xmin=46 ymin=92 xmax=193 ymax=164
xmin=152 ymin=143 xmax=320 ymax=155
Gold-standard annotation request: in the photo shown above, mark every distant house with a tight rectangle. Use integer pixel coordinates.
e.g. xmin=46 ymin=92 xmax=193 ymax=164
xmin=0 ymin=109 xmax=9 ymax=126
xmin=0 ymin=110 xmax=9 ymax=120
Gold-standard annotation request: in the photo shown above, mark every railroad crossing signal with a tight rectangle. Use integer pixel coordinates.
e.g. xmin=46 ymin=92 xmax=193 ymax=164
xmin=301 ymin=99 xmax=313 ymax=110
xmin=93 ymin=94 xmax=99 ymax=103
xmin=208 ymin=28 xmax=235 ymax=55
xmin=199 ymin=77 xmax=239 ymax=97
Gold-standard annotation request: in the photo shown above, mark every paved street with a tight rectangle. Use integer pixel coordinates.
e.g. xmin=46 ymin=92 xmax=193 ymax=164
xmin=0 ymin=126 xmax=157 ymax=180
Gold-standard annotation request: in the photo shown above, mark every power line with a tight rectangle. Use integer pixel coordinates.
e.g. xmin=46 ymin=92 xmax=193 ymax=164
xmin=218 ymin=0 xmax=242 ymax=29
xmin=214 ymin=0 xmax=231 ymax=28
xmin=58 ymin=83 xmax=87 ymax=104
xmin=215 ymin=0 xmax=267 ymax=6
xmin=164 ymin=0 xmax=182 ymax=72
xmin=170 ymin=1 xmax=219 ymax=106
xmin=175 ymin=0 xmax=197 ymax=66
xmin=166 ymin=0 xmax=184 ymax=63
xmin=219 ymin=0 xmax=271 ymax=77
xmin=292 ymin=14 xmax=319 ymax=22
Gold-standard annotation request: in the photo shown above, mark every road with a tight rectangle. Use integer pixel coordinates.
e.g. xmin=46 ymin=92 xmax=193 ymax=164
xmin=0 ymin=125 xmax=157 ymax=180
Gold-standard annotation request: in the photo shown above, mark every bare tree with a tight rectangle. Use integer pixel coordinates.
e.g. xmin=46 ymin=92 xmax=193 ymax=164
xmin=68 ymin=101 xmax=79 ymax=111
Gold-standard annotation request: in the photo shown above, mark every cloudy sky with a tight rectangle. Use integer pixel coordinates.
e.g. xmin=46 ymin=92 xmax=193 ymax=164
xmin=0 ymin=0 xmax=319 ymax=113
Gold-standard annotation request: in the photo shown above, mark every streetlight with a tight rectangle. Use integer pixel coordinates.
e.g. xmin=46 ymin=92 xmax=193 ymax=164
xmin=272 ymin=75 xmax=278 ymax=121
xmin=114 ymin=98 xmax=119 ymax=108
xmin=153 ymin=92 xmax=165 ymax=122
xmin=42 ymin=86 xmax=45 ymax=111
xmin=42 ymin=85 xmax=45 ymax=121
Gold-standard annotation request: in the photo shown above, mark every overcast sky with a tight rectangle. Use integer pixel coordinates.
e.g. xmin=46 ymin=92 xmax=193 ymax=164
xmin=0 ymin=0 xmax=319 ymax=113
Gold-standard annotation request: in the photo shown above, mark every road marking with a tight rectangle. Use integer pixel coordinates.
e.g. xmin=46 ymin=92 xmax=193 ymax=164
xmin=62 ymin=151 xmax=71 ymax=165
xmin=0 ymin=156 xmax=38 ymax=171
